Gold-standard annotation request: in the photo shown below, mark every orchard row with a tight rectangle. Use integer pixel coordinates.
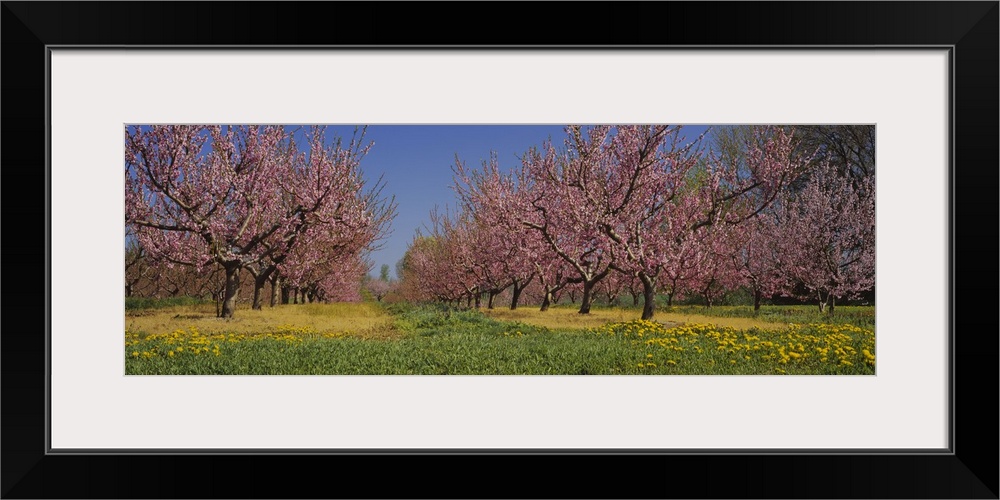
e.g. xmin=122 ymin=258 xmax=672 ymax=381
xmin=395 ymin=126 xmax=875 ymax=319
xmin=125 ymin=125 xmax=396 ymax=317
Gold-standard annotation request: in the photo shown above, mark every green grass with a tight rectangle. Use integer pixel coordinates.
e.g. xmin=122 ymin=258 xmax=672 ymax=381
xmin=126 ymin=330 xmax=639 ymax=375
xmin=125 ymin=303 xmax=875 ymax=375
xmin=661 ymin=304 xmax=876 ymax=329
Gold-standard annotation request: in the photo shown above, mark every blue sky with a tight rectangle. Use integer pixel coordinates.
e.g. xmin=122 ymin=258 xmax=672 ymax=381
xmin=329 ymin=124 xmax=712 ymax=279
xmin=345 ymin=125 xmax=569 ymax=280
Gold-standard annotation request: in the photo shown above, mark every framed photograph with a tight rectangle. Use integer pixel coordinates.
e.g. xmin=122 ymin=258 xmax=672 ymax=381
xmin=4 ymin=2 xmax=996 ymax=498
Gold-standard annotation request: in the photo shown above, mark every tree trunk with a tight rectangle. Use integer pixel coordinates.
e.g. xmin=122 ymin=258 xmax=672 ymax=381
xmin=702 ymin=278 xmax=715 ymax=309
xmin=474 ymin=292 xmax=481 ymax=309
xmin=568 ymin=289 xmax=577 ymax=304
xmin=510 ymin=286 xmax=522 ymax=310
xmin=510 ymin=281 xmax=527 ymax=310
xmin=220 ymin=262 xmax=240 ymax=318
xmin=578 ymin=282 xmax=594 ymax=314
xmin=640 ymin=274 xmax=656 ymax=320
xmin=539 ymin=280 xmax=569 ymax=312
xmin=753 ymin=288 xmax=762 ymax=312
xmin=666 ymin=292 xmax=674 ymax=307
xmin=270 ymin=276 xmax=280 ymax=307
xmin=281 ymin=286 xmax=291 ymax=305
xmin=487 ymin=290 xmax=497 ymax=309
xmin=251 ymin=281 xmax=263 ymax=310
xmin=466 ymin=294 xmax=472 ymax=309
xmin=828 ymin=295 xmax=836 ymax=314
xmin=251 ymin=273 xmax=268 ymax=310
xmin=540 ymin=290 xmax=552 ymax=312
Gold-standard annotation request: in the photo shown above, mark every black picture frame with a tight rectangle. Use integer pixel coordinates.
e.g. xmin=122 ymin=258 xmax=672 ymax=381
xmin=3 ymin=2 xmax=996 ymax=498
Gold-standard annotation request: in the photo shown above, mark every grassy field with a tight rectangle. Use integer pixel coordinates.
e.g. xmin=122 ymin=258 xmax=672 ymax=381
xmin=662 ymin=304 xmax=876 ymax=329
xmin=125 ymin=301 xmax=875 ymax=375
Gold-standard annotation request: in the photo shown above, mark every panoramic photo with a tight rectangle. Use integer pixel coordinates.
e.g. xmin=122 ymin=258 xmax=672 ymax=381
xmin=124 ymin=124 xmax=875 ymax=375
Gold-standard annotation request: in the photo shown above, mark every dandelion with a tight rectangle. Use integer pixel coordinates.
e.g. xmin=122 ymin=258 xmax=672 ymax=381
xmin=168 ymin=351 xmax=175 ymax=357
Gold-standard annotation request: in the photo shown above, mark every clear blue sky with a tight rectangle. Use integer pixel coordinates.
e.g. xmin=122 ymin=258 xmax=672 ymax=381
xmin=322 ymin=125 xmax=712 ymax=280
